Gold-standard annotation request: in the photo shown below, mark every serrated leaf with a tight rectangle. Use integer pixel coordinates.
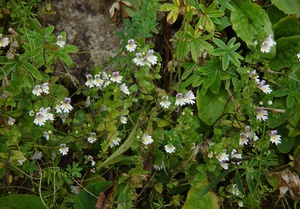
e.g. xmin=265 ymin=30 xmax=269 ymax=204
xmin=269 ymin=36 xmax=300 ymax=71
xmin=271 ymin=0 xmax=300 ymax=17
xmin=231 ymin=0 xmax=273 ymax=49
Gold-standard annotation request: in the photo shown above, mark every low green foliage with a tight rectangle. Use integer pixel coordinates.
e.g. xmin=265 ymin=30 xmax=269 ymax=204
xmin=1 ymin=0 xmax=300 ymax=208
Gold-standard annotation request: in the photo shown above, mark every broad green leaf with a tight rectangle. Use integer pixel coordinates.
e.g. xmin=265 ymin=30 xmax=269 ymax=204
xmin=0 ymin=194 xmax=46 ymax=209
xmin=202 ymin=71 xmax=217 ymax=91
xmin=210 ymin=70 xmax=221 ymax=94
xmin=57 ymin=52 xmax=73 ymax=68
xmin=198 ymin=169 xmax=234 ymax=198
xmin=231 ymin=0 xmax=273 ymax=49
xmin=272 ymin=15 xmax=299 ymax=39
xmin=21 ymin=61 xmax=42 ymax=80
xmin=277 ymin=126 xmax=295 ymax=154
xmin=269 ymin=36 xmax=300 ymax=71
xmin=266 ymin=5 xmax=287 ymax=25
xmin=182 ymin=180 xmax=219 ymax=209
xmin=271 ymin=0 xmax=300 ymax=17
xmin=74 ymin=181 xmax=111 ymax=209
xmin=197 ymin=88 xmax=231 ymax=125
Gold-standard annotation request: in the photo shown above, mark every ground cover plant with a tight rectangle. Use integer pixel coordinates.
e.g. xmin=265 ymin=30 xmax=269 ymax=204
xmin=0 ymin=0 xmax=300 ymax=208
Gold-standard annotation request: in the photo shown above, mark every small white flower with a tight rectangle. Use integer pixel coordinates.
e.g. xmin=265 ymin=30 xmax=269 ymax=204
xmin=184 ymin=90 xmax=196 ymax=105
xmin=239 ymin=133 xmax=249 ymax=146
xmin=41 ymin=83 xmax=49 ymax=94
xmin=0 ymin=34 xmax=9 ymax=47
xmin=32 ymin=85 xmax=43 ymax=96
xmin=133 ymin=53 xmax=144 ymax=66
xmin=270 ymin=130 xmax=281 ymax=145
xmin=93 ymin=74 xmax=103 ymax=87
xmin=160 ymin=96 xmax=171 ymax=108
xmin=17 ymin=157 xmax=26 ymax=165
xmin=55 ymin=100 xmax=63 ymax=113
xmin=85 ymin=74 xmax=94 ymax=88
xmin=59 ymin=143 xmax=69 ymax=155
xmin=87 ymin=132 xmax=97 ymax=144
xmin=42 ymin=107 xmax=54 ymax=121
xmin=260 ymin=34 xmax=276 ymax=53
xmin=238 ymin=201 xmax=244 ymax=207
xmin=32 ymin=151 xmax=43 ymax=160
xmin=220 ymin=162 xmax=229 ymax=170
xmin=110 ymin=71 xmax=123 ymax=83
xmin=297 ymin=53 xmax=300 ymax=61
xmin=164 ymin=144 xmax=176 ymax=153
xmin=61 ymin=97 xmax=73 ymax=113
xmin=109 ymin=137 xmax=121 ymax=148
xmin=256 ymin=109 xmax=268 ymax=121
xmin=126 ymin=39 xmax=137 ymax=52
xmin=29 ymin=110 xmax=35 ymax=116
xmin=231 ymin=149 xmax=242 ymax=165
xmin=232 ymin=184 xmax=241 ymax=196
xmin=208 ymin=151 xmax=214 ymax=158
xmin=153 ymin=162 xmax=165 ymax=171
xmin=34 ymin=112 xmax=46 ymax=126
xmin=8 ymin=117 xmax=15 ymax=125
xmin=120 ymin=83 xmax=130 ymax=95
xmin=258 ymin=80 xmax=272 ymax=94
xmin=43 ymin=131 xmax=50 ymax=140
xmin=175 ymin=93 xmax=186 ymax=106
xmin=56 ymin=35 xmax=65 ymax=47
xmin=142 ymin=134 xmax=153 ymax=145
xmin=120 ymin=116 xmax=127 ymax=124
xmin=146 ymin=49 xmax=158 ymax=66
xmin=217 ymin=150 xmax=229 ymax=162
xmin=267 ymin=100 xmax=273 ymax=105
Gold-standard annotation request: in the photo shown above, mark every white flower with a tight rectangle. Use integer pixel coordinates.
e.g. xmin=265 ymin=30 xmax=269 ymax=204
xmin=260 ymin=34 xmax=276 ymax=53
xmin=256 ymin=109 xmax=268 ymax=121
xmin=164 ymin=144 xmax=176 ymax=153
xmin=110 ymin=71 xmax=123 ymax=83
xmin=217 ymin=150 xmax=229 ymax=162
xmin=109 ymin=137 xmax=121 ymax=148
xmin=249 ymin=70 xmax=260 ymax=83
xmin=267 ymin=100 xmax=273 ymax=105
xmin=231 ymin=149 xmax=242 ymax=165
xmin=59 ymin=143 xmax=69 ymax=155
xmin=208 ymin=151 xmax=214 ymax=158
xmin=297 ymin=53 xmax=300 ymax=61
xmin=8 ymin=117 xmax=15 ymax=125
xmin=87 ymin=155 xmax=96 ymax=166
xmin=43 ymin=131 xmax=50 ymax=140
xmin=32 ymin=151 xmax=43 ymax=160
xmin=41 ymin=83 xmax=49 ymax=94
xmin=184 ymin=90 xmax=196 ymax=105
xmin=175 ymin=93 xmax=186 ymax=106
xmin=93 ymin=74 xmax=103 ymax=87
xmin=220 ymin=162 xmax=229 ymax=170
xmin=146 ymin=49 xmax=158 ymax=66
xmin=142 ymin=134 xmax=153 ymax=145
xmin=56 ymin=35 xmax=65 ymax=47
xmin=87 ymin=132 xmax=97 ymax=144
xmin=238 ymin=201 xmax=244 ymax=207
xmin=55 ymin=100 xmax=63 ymax=113
xmin=232 ymin=184 xmax=241 ymax=196
xmin=0 ymin=34 xmax=9 ymax=47
xmin=120 ymin=83 xmax=130 ymax=95
xmin=17 ymin=157 xmax=26 ymax=165
xmin=126 ymin=39 xmax=137 ymax=52
xmin=85 ymin=74 xmax=94 ymax=88
xmin=239 ymin=133 xmax=249 ymax=146
xmin=34 ymin=112 xmax=46 ymax=126
xmin=42 ymin=107 xmax=54 ymax=121
xmin=153 ymin=162 xmax=165 ymax=171
xmin=32 ymin=85 xmax=43 ymax=96
xmin=258 ymin=80 xmax=272 ymax=94
xmin=29 ymin=110 xmax=35 ymax=116
xmin=253 ymin=133 xmax=259 ymax=142
xmin=60 ymin=97 xmax=73 ymax=113
xmin=120 ymin=116 xmax=127 ymax=124
xmin=270 ymin=130 xmax=281 ymax=145
xmin=133 ymin=53 xmax=144 ymax=66
xmin=160 ymin=96 xmax=171 ymax=108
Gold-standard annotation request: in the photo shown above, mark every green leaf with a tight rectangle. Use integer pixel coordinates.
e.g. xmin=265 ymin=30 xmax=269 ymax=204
xmin=198 ymin=169 xmax=234 ymax=198
xmin=246 ymin=172 xmax=255 ymax=194
xmin=235 ymin=170 xmax=245 ymax=196
xmin=57 ymin=52 xmax=73 ymax=68
xmin=74 ymin=181 xmax=111 ymax=209
xmin=269 ymin=36 xmax=300 ymax=71
xmin=271 ymin=0 xmax=300 ymax=17
xmin=272 ymin=15 xmax=299 ymax=39
xmin=210 ymin=71 xmax=221 ymax=94
xmin=197 ymin=88 xmax=230 ymax=125
xmin=277 ymin=126 xmax=295 ymax=154
xmin=231 ymin=0 xmax=273 ymax=49
xmin=21 ymin=61 xmax=42 ymax=80
xmin=0 ymin=194 xmax=46 ymax=209
xmin=182 ymin=180 xmax=219 ymax=209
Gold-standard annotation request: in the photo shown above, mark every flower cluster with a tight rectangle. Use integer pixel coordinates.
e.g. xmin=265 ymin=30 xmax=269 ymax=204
xmin=32 ymin=83 xmax=50 ymax=96
xmin=217 ymin=149 xmax=243 ymax=170
xmin=249 ymin=70 xmax=273 ymax=94
xmin=55 ymin=98 xmax=73 ymax=114
xmin=33 ymin=107 xmax=54 ymax=126
xmin=239 ymin=126 xmax=258 ymax=146
xmin=260 ymin=34 xmax=276 ymax=53
xmin=133 ymin=49 xmax=158 ymax=67
xmin=160 ymin=90 xmax=196 ymax=109
xmin=109 ymin=136 xmax=121 ymax=148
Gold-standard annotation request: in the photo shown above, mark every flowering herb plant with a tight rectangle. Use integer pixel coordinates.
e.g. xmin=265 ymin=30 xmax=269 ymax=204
xmin=0 ymin=0 xmax=300 ymax=208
